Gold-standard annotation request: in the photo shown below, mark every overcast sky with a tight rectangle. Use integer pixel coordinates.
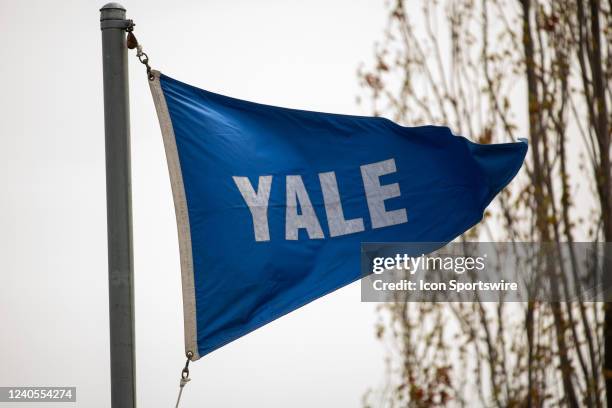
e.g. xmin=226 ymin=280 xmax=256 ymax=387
xmin=0 ymin=1 xmax=390 ymax=407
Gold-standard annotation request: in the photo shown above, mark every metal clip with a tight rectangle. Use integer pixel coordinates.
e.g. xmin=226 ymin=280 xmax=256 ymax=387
xmin=175 ymin=351 xmax=194 ymax=408
xmin=124 ymin=22 xmax=155 ymax=81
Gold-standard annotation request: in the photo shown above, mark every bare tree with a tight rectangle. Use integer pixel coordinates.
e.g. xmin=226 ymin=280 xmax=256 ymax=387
xmin=359 ymin=0 xmax=611 ymax=406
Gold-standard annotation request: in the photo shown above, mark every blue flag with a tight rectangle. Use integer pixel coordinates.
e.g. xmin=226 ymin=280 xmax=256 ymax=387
xmin=149 ymin=71 xmax=527 ymax=359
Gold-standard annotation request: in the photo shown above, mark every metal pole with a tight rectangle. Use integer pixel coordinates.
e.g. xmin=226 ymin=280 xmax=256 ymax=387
xmin=100 ymin=3 xmax=136 ymax=407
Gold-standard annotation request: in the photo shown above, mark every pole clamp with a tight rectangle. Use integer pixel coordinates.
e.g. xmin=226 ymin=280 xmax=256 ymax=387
xmin=100 ymin=18 xmax=133 ymax=31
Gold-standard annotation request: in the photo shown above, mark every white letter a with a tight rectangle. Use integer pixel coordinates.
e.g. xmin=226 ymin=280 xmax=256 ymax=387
xmin=286 ymin=175 xmax=324 ymax=240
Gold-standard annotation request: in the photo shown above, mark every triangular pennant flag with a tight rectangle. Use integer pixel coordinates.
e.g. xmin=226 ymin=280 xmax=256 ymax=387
xmin=149 ymin=71 xmax=527 ymax=359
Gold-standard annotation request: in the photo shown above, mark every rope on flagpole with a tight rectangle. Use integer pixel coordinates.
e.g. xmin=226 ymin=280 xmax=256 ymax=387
xmin=125 ymin=21 xmax=154 ymax=81
xmin=174 ymin=351 xmax=194 ymax=408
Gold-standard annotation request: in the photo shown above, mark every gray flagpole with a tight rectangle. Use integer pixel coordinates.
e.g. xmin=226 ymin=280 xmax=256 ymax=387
xmin=100 ymin=3 xmax=136 ymax=407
